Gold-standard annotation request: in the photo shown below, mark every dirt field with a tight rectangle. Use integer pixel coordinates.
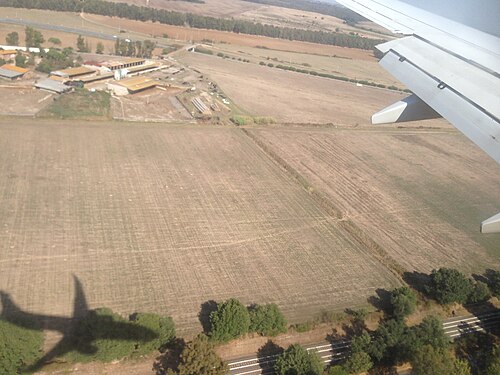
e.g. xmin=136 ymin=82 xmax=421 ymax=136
xmin=178 ymin=51 xmax=413 ymax=125
xmin=0 ymin=118 xmax=401 ymax=334
xmin=0 ymin=87 xmax=54 ymax=116
xmin=111 ymin=87 xmax=193 ymax=122
xmin=248 ymin=125 xmax=500 ymax=272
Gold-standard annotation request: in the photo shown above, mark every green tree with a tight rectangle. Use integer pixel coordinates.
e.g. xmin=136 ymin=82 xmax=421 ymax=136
xmin=15 ymin=51 xmax=27 ymax=67
xmin=411 ymin=345 xmax=456 ymax=375
xmin=76 ymin=35 xmax=89 ymax=52
xmin=249 ymin=303 xmax=287 ymax=337
xmin=350 ymin=330 xmax=372 ymax=354
xmin=427 ymin=268 xmax=473 ymax=304
xmin=6 ymin=31 xmax=19 ymax=45
xmin=369 ymin=318 xmax=407 ymax=365
xmin=343 ymin=351 xmax=373 ymax=374
xmin=142 ymin=39 xmax=156 ymax=58
xmin=175 ymin=334 xmax=227 ymax=375
xmin=25 ymin=26 xmax=44 ymax=48
xmin=0 ymin=317 xmax=44 ymax=374
xmin=96 ymin=41 xmax=104 ymax=54
xmin=468 ymin=281 xmax=491 ymax=303
xmin=411 ymin=316 xmax=449 ymax=351
xmin=209 ymin=298 xmax=250 ymax=343
xmin=48 ymin=37 xmax=61 ymax=46
xmin=274 ymin=344 xmax=323 ymax=375
xmin=484 ymin=345 xmax=500 ymax=375
xmin=389 ymin=286 xmax=417 ymax=319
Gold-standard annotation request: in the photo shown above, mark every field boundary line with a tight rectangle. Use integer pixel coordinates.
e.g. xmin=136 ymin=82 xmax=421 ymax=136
xmin=240 ymin=127 xmax=406 ymax=280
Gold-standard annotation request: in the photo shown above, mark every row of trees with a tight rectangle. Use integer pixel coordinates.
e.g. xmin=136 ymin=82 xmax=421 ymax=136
xmin=0 ymin=0 xmax=385 ymax=50
xmin=114 ymin=38 xmax=156 ymax=58
xmin=6 ymin=27 xmax=44 ymax=48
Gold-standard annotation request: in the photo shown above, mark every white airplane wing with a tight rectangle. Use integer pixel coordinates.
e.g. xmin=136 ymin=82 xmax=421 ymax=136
xmin=337 ymin=0 xmax=500 ymax=233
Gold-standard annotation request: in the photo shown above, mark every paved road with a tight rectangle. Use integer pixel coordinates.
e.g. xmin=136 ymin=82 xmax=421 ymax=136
xmin=227 ymin=310 xmax=500 ymax=375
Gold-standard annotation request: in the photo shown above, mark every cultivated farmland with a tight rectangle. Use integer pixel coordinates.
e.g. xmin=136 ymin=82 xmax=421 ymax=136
xmin=248 ymin=125 xmax=500 ymax=272
xmin=0 ymin=119 xmax=401 ymax=334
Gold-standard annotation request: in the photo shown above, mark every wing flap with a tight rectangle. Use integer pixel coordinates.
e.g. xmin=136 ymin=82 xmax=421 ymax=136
xmin=379 ymin=50 xmax=500 ymax=163
xmin=378 ymin=36 xmax=500 ymax=121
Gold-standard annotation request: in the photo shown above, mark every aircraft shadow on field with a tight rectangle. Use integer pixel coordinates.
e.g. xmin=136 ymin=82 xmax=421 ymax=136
xmin=0 ymin=275 xmax=158 ymax=372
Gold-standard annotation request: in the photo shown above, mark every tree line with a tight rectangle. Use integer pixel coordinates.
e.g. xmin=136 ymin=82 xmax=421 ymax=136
xmin=0 ymin=0 xmax=384 ymax=50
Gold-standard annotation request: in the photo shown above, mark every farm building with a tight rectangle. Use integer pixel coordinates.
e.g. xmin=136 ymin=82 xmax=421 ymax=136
xmin=76 ymin=72 xmax=114 ymax=85
xmin=0 ymin=65 xmax=28 ymax=80
xmin=35 ymin=78 xmax=72 ymax=94
xmin=105 ymin=58 xmax=145 ymax=71
xmin=107 ymin=76 xmax=157 ymax=96
xmin=0 ymin=49 xmax=17 ymax=60
xmin=51 ymin=66 xmax=95 ymax=78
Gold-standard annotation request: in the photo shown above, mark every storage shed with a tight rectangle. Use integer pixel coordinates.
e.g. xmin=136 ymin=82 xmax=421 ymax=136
xmin=35 ymin=79 xmax=72 ymax=94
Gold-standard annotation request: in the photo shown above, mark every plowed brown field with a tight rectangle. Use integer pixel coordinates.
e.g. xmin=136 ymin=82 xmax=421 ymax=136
xmin=248 ymin=125 xmax=500 ymax=272
xmin=0 ymin=119 xmax=401 ymax=334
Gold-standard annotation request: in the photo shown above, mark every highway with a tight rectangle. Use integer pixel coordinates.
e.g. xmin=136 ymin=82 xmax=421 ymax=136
xmin=227 ymin=310 xmax=500 ymax=375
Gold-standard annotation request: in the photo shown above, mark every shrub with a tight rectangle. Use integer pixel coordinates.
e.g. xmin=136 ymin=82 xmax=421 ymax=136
xmin=259 ymin=61 xmax=266 ymax=65
xmin=253 ymin=116 xmax=276 ymax=125
xmin=68 ymin=308 xmax=138 ymax=362
xmin=217 ymin=52 xmax=224 ymax=57
xmin=274 ymin=344 xmax=323 ymax=375
xmin=67 ymin=308 xmax=166 ymax=362
xmin=230 ymin=116 xmax=253 ymax=126
xmin=209 ymin=299 xmax=250 ymax=343
xmin=176 ymin=334 xmax=227 ymax=375
xmin=194 ymin=47 xmax=213 ymax=55
xmin=249 ymin=304 xmax=287 ymax=337
xmin=293 ymin=321 xmax=314 ymax=333
xmin=0 ymin=317 xmax=43 ymax=374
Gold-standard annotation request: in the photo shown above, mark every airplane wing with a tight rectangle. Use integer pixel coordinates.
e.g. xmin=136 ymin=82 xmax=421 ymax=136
xmin=336 ymin=0 xmax=500 ymax=233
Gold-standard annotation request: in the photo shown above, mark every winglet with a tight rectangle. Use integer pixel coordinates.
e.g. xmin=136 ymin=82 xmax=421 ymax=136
xmin=372 ymin=94 xmax=441 ymax=124
xmin=481 ymin=212 xmax=500 ymax=233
